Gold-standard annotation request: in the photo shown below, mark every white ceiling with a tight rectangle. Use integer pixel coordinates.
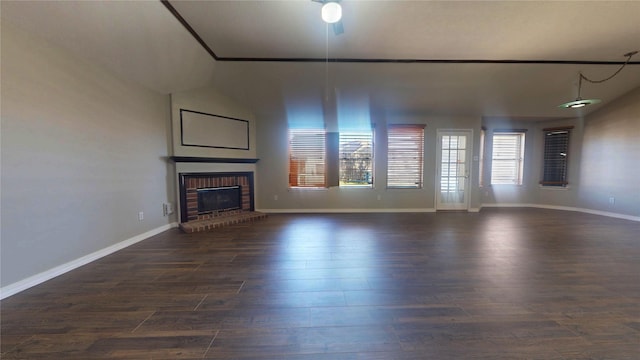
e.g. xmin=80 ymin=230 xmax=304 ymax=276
xmin=2 ymin=0 xmax=640 ymax=120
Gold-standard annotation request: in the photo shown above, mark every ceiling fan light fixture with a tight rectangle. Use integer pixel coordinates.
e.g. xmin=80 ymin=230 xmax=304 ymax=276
xmin=322 ymin=2 xmax=342 ymax=24
xmin=558 ymin=51 xmax=637 ymax=110
xmin=558 ymin=98 xmax=601 ymax=109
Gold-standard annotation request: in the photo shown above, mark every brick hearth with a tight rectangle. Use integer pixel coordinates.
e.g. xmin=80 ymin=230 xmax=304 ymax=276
xmin=179 ymin=211 xmax=267 ymax=233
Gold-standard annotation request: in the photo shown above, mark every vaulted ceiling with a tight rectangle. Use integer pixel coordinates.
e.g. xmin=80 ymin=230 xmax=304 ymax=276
xmin=3 ymin=0 xmax=640 ymax=120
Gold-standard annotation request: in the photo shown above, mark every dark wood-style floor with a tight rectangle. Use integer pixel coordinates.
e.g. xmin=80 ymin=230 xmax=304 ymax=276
xmin=2 ymin=208 xmax=639 ymax=359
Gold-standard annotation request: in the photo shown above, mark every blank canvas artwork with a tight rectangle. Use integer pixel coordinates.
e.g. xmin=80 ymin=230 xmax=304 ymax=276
xmin=180 ymin=109 xmax=249 ymax=150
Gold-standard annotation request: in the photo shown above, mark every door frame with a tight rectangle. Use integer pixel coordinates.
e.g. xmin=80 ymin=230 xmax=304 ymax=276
xmin=435 ymin=129 xmax=473 ymax=211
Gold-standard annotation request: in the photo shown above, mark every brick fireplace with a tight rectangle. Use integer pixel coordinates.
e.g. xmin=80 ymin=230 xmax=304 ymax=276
xmin=178 ymin=172 xmax=264 ymax=232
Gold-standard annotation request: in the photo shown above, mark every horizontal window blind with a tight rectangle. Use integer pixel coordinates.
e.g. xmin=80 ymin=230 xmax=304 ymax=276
xmin=541 ymin=129 xmax=571 ymax=186
xmin=491 ymin=132 xmax=525 ymax=185
xmin=387 ymin=125 xmax=425 ymax=188
xmin=339 ymin=132 xmax=373 ymax=186
xmin=289 ymin=129 xmax=326 ymax=187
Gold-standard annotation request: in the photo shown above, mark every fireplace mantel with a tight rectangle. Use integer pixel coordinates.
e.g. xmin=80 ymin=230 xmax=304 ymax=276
xmin=170 ymin=156 xmax=259 ymax=164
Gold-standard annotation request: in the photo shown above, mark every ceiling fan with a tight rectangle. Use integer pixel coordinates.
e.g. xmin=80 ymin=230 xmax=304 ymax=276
xmin=312 ymin=0 xmax=344 ymax=35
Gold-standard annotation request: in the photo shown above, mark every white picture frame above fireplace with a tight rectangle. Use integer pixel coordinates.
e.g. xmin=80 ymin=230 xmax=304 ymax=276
xmin=180 ymin=109 xmax=250 ymax=150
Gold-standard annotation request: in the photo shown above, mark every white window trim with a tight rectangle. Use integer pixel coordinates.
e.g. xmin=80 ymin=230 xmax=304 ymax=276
xmin=490 ymin=131 xmax=526 ymax=186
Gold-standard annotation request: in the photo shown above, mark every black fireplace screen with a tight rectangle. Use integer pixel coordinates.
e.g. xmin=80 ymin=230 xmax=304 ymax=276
xmin=197 ymin=186 xmax=241 ymax=214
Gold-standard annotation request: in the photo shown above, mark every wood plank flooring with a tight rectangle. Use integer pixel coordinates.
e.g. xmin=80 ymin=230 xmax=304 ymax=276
xmin=2 ymin=208 xmax=639 ymax=359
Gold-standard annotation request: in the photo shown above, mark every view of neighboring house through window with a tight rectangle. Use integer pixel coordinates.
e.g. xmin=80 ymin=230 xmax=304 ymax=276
xmin=491 ymin=131 xmax=526 ymax=185
xmin=541 ymin=127 xmax=572 ymax=187
xmin=387 ymin=125 xmax=425 ymax=188
xmin=339 ymin=131 xmax=373 ymax=187
xmin=288 ymin=128 xmax=326 ymax=188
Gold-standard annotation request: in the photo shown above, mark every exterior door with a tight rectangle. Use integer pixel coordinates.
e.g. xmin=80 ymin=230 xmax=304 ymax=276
xmin=436 ymin=130 xmax=472 ymax=210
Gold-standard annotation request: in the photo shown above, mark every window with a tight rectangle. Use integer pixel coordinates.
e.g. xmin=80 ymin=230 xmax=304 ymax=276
xmin=289 ymin=129 xmax=326 ymax=187
xmin=491 ymin=131 xmax=525 ymax=185
xmin=387 ymin=125 xmax=425 ymax=188
xmin=541 ymin=127 xmax=572 ymax=187
xmin=339 ymin=131 xmax=373 ymax=186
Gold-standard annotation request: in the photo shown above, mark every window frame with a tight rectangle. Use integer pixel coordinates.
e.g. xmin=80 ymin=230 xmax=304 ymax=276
xmin=540 ymin=126 xmax=572 ymax=187
xmin=338 ymin=130 xmax=374 ymax=188
xmin=386 ymin=124 xmax=425 ymax=189
xmin=490 ymin=130 xmax=526 ymax=186
xmin=288 ymin=128 xmax=327 ymax=188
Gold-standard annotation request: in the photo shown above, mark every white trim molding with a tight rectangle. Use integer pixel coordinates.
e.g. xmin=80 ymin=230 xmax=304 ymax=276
xmin=481 ymin=203 xmax=640 ymax=222
xmin=0 ymin=222 xmax=179 ymax=300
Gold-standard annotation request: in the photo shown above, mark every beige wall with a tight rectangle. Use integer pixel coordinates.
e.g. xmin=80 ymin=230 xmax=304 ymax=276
xmin=1 ymin=23 xmax=176 ymax=288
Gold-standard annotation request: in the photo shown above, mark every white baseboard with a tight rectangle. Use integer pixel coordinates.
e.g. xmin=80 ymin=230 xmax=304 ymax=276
xmin=260 ymin=204 xmax=638 ymax=221
xmin=481 ymin=203 xmax=640 ymax=222
xmin=258 ymin=208 xmax=437 ymax=214
xmin=0 ymin=222 xmax=179 ymax=300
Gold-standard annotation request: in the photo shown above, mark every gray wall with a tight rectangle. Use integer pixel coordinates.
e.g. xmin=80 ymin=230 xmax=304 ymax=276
xmin=255 ymin=106 xmax=483 ymax=211
xmin=528 ymin=118 xmax=585 ymax=208
xmin=1 ymin=23 xmax=176 ymax=288
xmin=171 ymin=86 xmax=257 ymax=159
xmin=256 ymin=88 xmax=638 ymax=217
xmin=577 ymin=88 xmax=640 ymax=217
xmin=482 ymin=87 xmax=640 ymax=218
xmin=480 ymin=117 xmax=583 ymax=206
xmin=170 ymin=86 xmax=258 ymax=222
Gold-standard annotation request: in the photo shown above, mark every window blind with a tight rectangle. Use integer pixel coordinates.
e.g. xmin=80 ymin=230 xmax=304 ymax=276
xmin=289 ymin=129 xmax=326 ymax=187
xmin=339 ymin=131 xmax=373 ymax=186
xmin=541 ymin=128 xmax=571 ymax=186
xmin=491 ymin=132 xmax=525 ymax=185
xmin=387 ymin=125 xmax=425 ymax=188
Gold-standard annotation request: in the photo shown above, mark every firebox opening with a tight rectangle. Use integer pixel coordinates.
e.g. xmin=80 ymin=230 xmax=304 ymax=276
xmin=197 ymin=186 xmax=241 ymax=214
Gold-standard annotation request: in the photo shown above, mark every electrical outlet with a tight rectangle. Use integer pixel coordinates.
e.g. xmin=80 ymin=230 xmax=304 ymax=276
xmin=162 ymin=203 xmax=174 ymax=216
xmin=377 ymin=195 xmax=381 ymax=201
xmin=138 ymin=211 xmax=144 ymax=221
xmin=274 ymin=195 xmax=278 ymax=201
xmin=608 ymin=197 xmax=615 ymax=205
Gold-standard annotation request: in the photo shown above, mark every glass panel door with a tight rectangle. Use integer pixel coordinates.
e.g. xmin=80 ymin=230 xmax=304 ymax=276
xmin=436 ymin=130 xmax=472 ymax=210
